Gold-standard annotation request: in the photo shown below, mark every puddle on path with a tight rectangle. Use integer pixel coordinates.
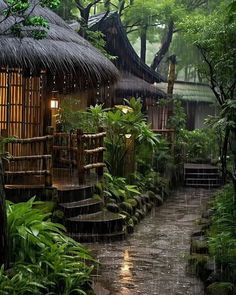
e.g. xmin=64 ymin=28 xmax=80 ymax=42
xmin=89 ymin=188 xmax=215 ymax=295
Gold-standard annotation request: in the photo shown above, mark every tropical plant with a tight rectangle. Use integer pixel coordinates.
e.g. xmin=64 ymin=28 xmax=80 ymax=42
xmin=208 ymin=184 xmax=236 ymax=284
xmin=103 ymin=172 xmax=140 ymax=204
xmin=0 ymin=198 xmax=95 ymax=294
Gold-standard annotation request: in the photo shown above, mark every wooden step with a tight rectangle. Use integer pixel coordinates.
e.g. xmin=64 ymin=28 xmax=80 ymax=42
xmin=185 ymin=178 xmax=222 ymax=185
xmin=57 ymin=185 xmax=94 ymax=203
xmin=59 ymin=198 xmax=103 ymax=217
xmin=185 ymin=172 xmax=220 ymax=179
xmin=185 ymin=182 xmax=221 ymax=188
xmin=66 ymin=211 xmax=125 ymax=234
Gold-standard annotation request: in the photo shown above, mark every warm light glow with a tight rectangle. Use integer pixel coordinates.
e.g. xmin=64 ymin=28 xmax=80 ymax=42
xmin=50 ymin=99 xmax=59 ymax=109
xmin=125 ymin=134 xmax=132 ymax=139
xmin=120 ymin=250 xmax=133 ymax=284
xmin=115 ymin=105 xmax=133 ymax=114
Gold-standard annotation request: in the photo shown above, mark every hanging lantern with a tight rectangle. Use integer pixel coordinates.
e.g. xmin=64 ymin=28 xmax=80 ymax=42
xmin=50 ymin=91 xmax=59 ymax=109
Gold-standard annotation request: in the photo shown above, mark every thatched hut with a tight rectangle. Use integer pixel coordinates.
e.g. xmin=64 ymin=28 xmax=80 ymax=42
xmin=0 ymin=1 xmax=119 ymax=138
xmin=89 ymin=12 xmax=164 ymax=83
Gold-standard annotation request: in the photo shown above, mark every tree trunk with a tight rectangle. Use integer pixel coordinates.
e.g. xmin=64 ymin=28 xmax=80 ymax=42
xmin=150 ymin=19 xmax=174 ymax=71
xmin=79 ymin=8 xmax=90 ymax=38
xmin=0 ymin=159 xmax=8 ymax=267
xmin=167 ymin=55 xmax=177 ymax=98
xmin=221 ymin=128 xmax=230 ymax=184
xmin=140 ymin=27 xmax=147 ymax=63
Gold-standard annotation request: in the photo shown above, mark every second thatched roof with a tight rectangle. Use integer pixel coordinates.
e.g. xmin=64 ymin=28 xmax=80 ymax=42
xmin=115 ymin=72 xmax=166 ymax=99
xmin=0 ymin=1 xmax=119 ymax=85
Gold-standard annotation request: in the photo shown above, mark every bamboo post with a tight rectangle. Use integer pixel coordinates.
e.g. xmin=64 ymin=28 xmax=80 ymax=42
xmin=97 ymin=127 xmax=104 ymax=177
xmin=77 ymin=129 xmax=85 ymax=184
xmin=45 ymin=127 xmax=54 ymax=187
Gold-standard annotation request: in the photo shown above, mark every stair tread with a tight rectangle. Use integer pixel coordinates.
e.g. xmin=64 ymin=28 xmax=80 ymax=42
xmin=184 ymin=163 xmax=218 ymax=169
xmin=185 ymin=183 xmax=221 ymax=187
xmin=185 ymin=172 xmax=219 ymax=175
xmin=57 ymin=184 xmax=93 ymax=192
xmin=185 ymin=177 xmax=220 ymax=181
xmin=60 ymin=198 xmax=102 ymax=209
xmin=67 ymin=211 xmax=123 ymax=222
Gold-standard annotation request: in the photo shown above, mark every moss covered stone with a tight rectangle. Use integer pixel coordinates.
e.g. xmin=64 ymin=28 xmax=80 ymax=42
xmin=106 ymin=202 xmax=120 ymax=213
xmin=206 ymin=282 xmax=234 ymax=295
xmin=120 ymin=202 xmax=133 ymax=215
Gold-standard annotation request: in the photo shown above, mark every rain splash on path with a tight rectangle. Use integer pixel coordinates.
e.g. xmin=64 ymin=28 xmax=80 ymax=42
xmin=89 ymin=188 xmax=216 ymax=295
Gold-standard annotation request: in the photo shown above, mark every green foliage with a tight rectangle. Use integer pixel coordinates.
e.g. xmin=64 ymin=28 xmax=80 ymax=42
xmin=0 ymin=198 xmax=95 ymax=294
xmin=2 ymin=0 xmax=60 ymax=39
xmin=167 ymin=99 xmax=186 ymax=132
xmin=86 ymin=30 xmax=117 ymax=60
xmin=208 ymin=184 xmax=236 ymax=284
xmin=57 ymin=100 xmax=106 ymax=132
xmin=103 ymin=172 xmax=140 ymax=203
xmin=0 ymin=136 xmax=15 ymax=161
xmin=178 ymin=128 xmax=218 ymax=162
xmin=182 ymin=1 xmax=236 ymax=97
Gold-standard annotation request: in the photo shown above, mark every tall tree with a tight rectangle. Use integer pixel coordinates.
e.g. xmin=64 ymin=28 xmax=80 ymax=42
xmin=183 ymin=0 xmax=236 ymax=189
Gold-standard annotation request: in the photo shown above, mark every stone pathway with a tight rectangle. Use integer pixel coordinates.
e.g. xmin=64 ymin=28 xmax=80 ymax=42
xmin=89 ymin=188 xmax=216 ymax=295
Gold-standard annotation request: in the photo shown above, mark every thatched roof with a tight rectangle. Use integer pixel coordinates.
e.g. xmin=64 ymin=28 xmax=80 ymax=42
xmin=115 ymin=72 xmax=166 ymax=99
xmin=89 ymin=12 xmax=165 ymax=84
xmin=157 ymin=81 xmax=216 ymax=103
xmin=0 ymin=1 xmax=119 ymax=85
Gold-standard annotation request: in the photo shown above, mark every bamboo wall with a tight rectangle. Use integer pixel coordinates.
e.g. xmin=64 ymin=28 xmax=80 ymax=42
xmin=0 ymin=68 xmax=46 ymax=138
xmin=146 ymin=98 xmax=171 ymax=129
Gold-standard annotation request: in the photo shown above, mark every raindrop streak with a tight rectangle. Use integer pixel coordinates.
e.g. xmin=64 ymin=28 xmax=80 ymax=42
xmin=89 ymin=187 xmax=215 ymax=295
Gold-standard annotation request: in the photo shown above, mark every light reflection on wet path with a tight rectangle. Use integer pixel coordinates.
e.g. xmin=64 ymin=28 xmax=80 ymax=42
xmin=89 ymin=188 xmax=215 ymax=295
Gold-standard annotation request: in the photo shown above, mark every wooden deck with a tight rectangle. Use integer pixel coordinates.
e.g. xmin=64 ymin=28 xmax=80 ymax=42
xmin=52 ymin=168 xmax=100 ymax=190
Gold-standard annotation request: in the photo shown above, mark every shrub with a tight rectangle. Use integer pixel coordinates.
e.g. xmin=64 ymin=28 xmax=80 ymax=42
xmin=0 ymin=198 xmax=95 ymax=294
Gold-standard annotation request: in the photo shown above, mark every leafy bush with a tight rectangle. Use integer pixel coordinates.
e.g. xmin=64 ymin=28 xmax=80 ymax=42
xmin=208 ymin=184 xmax=236 ymax=284
xmin=178 ymin=128 xmax=218 ymax=162
xmin=0 ymin=198 xmax=95 ymax=294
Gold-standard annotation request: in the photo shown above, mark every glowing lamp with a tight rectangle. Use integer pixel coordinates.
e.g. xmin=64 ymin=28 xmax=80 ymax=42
xmin=50 ymin=99 xmax=59 ymax=109
xmin=50 ymin=91 xmax=59 ymax=109
xmin=125 ymin=134 xmax=132 ymax=139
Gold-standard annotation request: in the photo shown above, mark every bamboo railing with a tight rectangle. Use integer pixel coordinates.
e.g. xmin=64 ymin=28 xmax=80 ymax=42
xmin=4 ymin=135 xmax=53 ymax=187
xmin=53 ymin=128 xmax=106 ymax=184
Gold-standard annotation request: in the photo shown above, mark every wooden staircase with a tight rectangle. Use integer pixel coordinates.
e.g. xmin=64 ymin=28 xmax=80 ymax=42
xmin=184 ymin=163 xmax=222 ymax=188
xmin=58 ymin=184 xmax=126 ymax=242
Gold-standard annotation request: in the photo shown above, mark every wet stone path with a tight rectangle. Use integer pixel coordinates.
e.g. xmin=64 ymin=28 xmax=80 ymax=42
xmin=88 ymin=188 xmax=215 ymax=295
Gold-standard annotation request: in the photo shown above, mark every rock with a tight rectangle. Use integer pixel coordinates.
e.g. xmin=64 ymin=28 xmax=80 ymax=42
xmin=120 ymin=202 xmax=133 ymax=215
xmin=188 ymin=253 xmax=210 ymax=281
xmin=106 ymin=203 xmax=120 ymax=213
xmin=141 ymin=193 xmax=150 ymax=204
xmin=127 ymin=199 xmax=138 ymax=210
xmin=136 ymin=209 xmax=145 ymax=219
xmin=133 ymin=195 xmax=142 ymax=209
xmin=206 ymin=282 xmax=234 ymax=295
xmin=127 ymin=218 xmax=134 ymax=233
xmin=132 ymin=216 xmax=139 ymax=225
xmin=135 ymin=211 xmax=141 ymax=221
xmin=191 ymin=238 xmax=208 ymax=254
xmin=146 ymin=202 xmax=153 ymax=211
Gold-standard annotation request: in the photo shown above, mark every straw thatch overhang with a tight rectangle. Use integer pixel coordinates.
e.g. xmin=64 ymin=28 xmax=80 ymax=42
xmin=0 ymin=0 xmax=119 ymax=86
xmin=115 ymin=72 xmax=166 ymax=99
xmin=157 ymin=81 xmax=216 ymax=103
xmin=89 ymin=12 xmax=165 ymax=84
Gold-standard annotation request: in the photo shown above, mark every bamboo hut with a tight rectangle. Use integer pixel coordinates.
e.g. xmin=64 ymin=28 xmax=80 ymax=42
xmin=0 ymin=0 xmax=119 ymax=138
xmin=0 ymin=1 xmax=119 ymax=189
xmin=89 ymin=12 xmax=164 ymax=83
